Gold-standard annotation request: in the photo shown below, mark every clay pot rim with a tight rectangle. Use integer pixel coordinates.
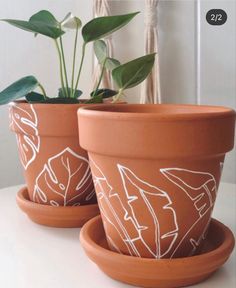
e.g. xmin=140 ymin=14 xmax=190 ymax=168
xmin=78 ymin=104 xmax=235 ymax=157
xmin=78 ymin=103 xmax=235 ymax=121
xmin=9 ymin=100 xmax=126 ymax=109
xmin=80 ymin=215 xmax=235 ymax=266
xmin=9 ymin=100 xmax=88 ymax=109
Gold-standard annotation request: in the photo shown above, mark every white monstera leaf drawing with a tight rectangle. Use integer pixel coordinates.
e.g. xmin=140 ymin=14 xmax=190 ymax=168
xmin=90 ymin=158 xmax=178 ymax=259
xmin=9 ymin=104 xmax=40 ymax=169
xmin=33 ymin=148 xmax=95 ymax=206
xmin=160 ymin=167 xmax=218 ymax=257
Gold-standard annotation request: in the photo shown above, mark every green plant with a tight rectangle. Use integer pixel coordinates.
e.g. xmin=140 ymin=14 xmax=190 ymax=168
xmin=0 ymin=10 xmax=155 ymax=105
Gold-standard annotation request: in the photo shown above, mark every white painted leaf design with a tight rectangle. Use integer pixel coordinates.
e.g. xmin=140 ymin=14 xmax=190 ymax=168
xmin=189 ymin=216 xmax=211 ymax=256
xmin=33 ymin=147 xmax=95 ymax=206
xmin=117 ymin=165 xmax=178 ymax=258
xmin=160 ymin=167 xmax=218 ymax=257
xmin=91 ymin=158 xmax=137 ymax=256
xmin=160 ymin=168 xmax=217 ymax=217
xmin=9 ymin=104 xmax=40 ymax=169
xmin=90 ymin=158 xmax=178 ymax=259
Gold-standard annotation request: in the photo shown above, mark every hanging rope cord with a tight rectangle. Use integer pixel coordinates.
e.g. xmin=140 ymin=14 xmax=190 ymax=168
xmin=140 ymin=0 xmax=161 ymax=104
xmin=92 ymin=0 xmax=114 ymax=90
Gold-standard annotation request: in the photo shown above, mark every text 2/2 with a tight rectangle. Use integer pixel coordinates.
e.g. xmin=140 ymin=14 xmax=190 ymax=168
xmin=206 ymin=9 xmax=227 ymax=25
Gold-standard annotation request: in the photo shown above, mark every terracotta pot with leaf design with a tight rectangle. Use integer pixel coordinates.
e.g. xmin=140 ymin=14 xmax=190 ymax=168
xmin=78 ymin=103 xmax=235 ymax=258
xmin=10 ymin=101 xmax=100 ymax=227
xmin=1 ymin=10 xmax=157 ymax=227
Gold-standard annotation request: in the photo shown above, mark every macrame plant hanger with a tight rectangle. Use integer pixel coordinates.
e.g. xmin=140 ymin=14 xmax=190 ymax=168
xmin=92 ymin=0 xmax=114 ymax=90
xmin=140 ymin=0 xmax=161 ymax=104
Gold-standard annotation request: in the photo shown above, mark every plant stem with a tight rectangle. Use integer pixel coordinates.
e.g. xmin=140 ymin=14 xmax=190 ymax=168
xmin=71 ymin=27 xmax=79 ymax=97
xmin=54 ymin=39 xmax=67 ymax=97
xmin=59 ymin=35 xmax=69 ymax=97
xmin=92 ymin=58 xmax=107 ymax=98
xmin=38 ymin=83 xmax=47 ymax=99
xmin=73 ymin=42 xmax=86 ymax=98
xmin=112 ymin=88 xmax=124 ymax=103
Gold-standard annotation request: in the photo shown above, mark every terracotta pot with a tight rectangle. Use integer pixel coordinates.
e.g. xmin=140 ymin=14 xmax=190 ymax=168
xmin=10 ymin=101 xmax=96 ymax=207
xmin=78 ymin=104 xmax=235 ymax=259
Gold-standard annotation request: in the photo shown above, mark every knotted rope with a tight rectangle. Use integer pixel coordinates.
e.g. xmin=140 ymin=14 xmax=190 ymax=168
xmin=140 ymin=0 xmax=161 ymax=104
xmin=92 ymin=0 xmax=114 ymax=90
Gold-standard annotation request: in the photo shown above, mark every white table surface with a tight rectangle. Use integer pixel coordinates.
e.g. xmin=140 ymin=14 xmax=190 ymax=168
xmin=0 ymin=183 xmax=235 ymax=288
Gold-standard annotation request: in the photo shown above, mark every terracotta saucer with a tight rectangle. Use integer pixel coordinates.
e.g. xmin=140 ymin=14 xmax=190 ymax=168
xmin=16 ymin=186 xmax=100 ymax=228
xmin=80 ymin=215 xmax=235 ymax=288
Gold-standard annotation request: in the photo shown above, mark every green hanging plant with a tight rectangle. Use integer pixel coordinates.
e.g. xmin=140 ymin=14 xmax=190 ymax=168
xmin=0 ymin=10 xmax=155 ymax=105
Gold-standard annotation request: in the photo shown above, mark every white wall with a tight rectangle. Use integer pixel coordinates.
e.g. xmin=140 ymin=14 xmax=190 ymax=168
xmin=0 ymin=0 xmax=235 ymax=188
xmin=199 ymin=0 xmax=236 ymax=183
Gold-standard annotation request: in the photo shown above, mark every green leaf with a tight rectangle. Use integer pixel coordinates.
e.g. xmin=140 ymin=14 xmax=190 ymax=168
xmin=82 ymin=12 xmax=139 ymax=43
xmin=27 ymin=90 xmax=82 ymax=104
xmin=112 ymin=53 xmax=156 ymax=90
xmin=105 ymin=58 xmax=120 ymax=71
xmin=58 ymin=88 xmax=82 ymax=98
xmin=26 ymin=96 xmax=80 ymax=104
xmin=26 ymin=91 xmax=46 ymax=103
xmin=0 ymin=76 xmax=38 ymax=105
xmin=94 ymin=40 xmax=107 ymax=64
xmin=90 ymin=88 xmax=118 ymax=99
xmin=58 ymin=88 xmax=66 ymax=98
xmin=2 ymin=16 xmax=65 ymax=39
xmin=29 ymin=10 xmax=59 ymax=27
xmin=85 ymin=94 xmax=103 ymax=103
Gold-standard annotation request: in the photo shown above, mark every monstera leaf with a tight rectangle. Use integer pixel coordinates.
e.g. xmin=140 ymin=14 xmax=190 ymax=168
xmin=90 ymin=159 xmax=179 ymax=259
xmin=9 ymin=104 xmax=40 ymax=169
xmin=33 ymin=147 xmax=95 ymax=206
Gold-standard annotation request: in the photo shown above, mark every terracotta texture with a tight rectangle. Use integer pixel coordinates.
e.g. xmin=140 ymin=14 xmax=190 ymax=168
xmin=80 ymin=215 xmax=235 ymax=288
xmin=10 ymin=101 xmax=96 ymax=207
xmin=16 ymin=186 xmax=100 ymax=227
xmin=78 ymin=104 xmax=235 ymax=258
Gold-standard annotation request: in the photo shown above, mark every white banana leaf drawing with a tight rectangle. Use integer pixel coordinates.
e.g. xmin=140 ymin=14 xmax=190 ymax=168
xmin=9 ymin=104 xmax=40 ymax=169
xmin=91 ymin=158 xmax=138 ymax=256
xmin=33 ymin=147 xmax=95 ymax=206
xmin=160 ymin=167 xmax=218 ymax=257
xmin=189 ymin=215 xmax=211 ymax=256
xmin=160 ymin=168 xmax=217 ymax=217
xmin=90 ymin=158 xmax=179 ymax=259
